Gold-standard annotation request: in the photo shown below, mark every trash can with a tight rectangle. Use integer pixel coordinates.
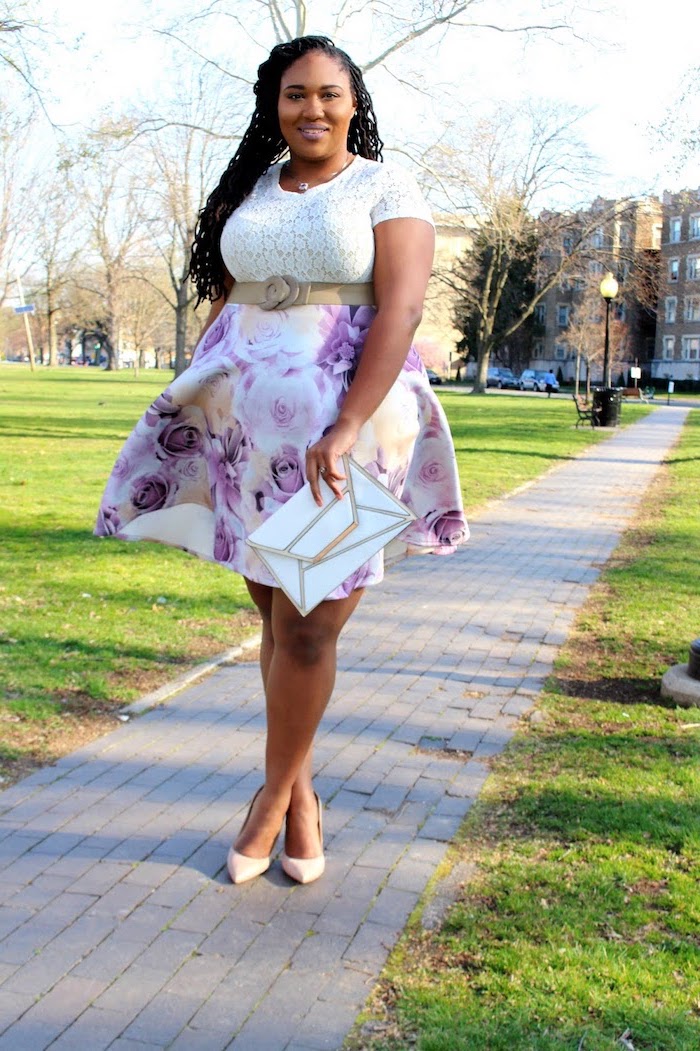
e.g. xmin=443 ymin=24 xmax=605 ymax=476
xmin=592 ymin=387 xmax=622 ymax=427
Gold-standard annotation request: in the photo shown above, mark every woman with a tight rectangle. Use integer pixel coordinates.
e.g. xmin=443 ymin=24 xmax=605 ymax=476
xmin=95 ymin=35 xmax=467 ymax=885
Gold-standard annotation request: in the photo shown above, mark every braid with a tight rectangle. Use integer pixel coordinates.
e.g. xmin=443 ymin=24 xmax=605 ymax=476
xmin=189 ymin=36 xmax=384 ymax=306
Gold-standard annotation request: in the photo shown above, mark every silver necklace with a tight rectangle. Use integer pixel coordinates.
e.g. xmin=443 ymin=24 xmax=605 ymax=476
xmin=283 ymin=153 xmax=354 ymax=193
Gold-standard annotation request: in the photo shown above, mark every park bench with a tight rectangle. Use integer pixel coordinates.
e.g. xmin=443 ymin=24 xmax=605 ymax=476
xmin=572 ymin=393 xmax=600 ymax=428
xmin=621 ymin=387 xmax=650 ymax=402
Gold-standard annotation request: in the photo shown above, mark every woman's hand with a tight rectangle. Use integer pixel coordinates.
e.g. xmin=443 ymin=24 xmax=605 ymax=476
xmin=306 ymin=418 xmax=360 ymax=506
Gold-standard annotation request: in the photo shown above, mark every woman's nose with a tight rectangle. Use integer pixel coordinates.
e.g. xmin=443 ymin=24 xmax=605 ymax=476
xmin=302 ymin=95 xmax=325 ymax=119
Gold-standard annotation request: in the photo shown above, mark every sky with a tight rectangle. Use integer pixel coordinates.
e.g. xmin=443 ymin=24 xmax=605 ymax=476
xmin=25 ymin=0 xmax=700 ymax=205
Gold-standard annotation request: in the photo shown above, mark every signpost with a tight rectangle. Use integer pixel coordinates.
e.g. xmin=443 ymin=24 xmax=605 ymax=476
xmin=13 ymin=275 xmax=35 ymax=374
xmin=14 ymin=275 xmax=36 ymax=372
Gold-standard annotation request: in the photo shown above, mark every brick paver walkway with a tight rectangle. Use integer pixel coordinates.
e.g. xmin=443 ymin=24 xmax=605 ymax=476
xmin=0 ymin=406 xmax=688 ymax=1050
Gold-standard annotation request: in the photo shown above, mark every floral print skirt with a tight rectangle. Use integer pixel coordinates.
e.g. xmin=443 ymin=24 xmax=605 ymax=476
xmin=95 ymin=303 xmax=468 ymax=598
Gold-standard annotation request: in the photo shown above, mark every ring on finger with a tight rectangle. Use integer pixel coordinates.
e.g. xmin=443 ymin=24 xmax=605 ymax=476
xmin=319 ymin=466 xmax=327 ymax=475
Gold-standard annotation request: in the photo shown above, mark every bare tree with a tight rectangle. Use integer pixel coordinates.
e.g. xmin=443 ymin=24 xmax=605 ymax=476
xmin=0 ymin=4 xmax=42 ymax=98
xmin=0 ymin=102 xmax=35 ymax=310
xmin=73 ymin=150 xmax=149 ymax=370
xmin=132 ymin=84 xmax=231 ymax=375
xmin=150 ymin=1 xmax=582 ymax=123
xmin=655 ymin=62 xmax=700 ymax=173
xmin=28 ymin=172 xmax=84 ymax=365
xmin=431 ymin=103 xmax=610 ymax=391
xmin=120 ymin=271 xmax=173 ymax=372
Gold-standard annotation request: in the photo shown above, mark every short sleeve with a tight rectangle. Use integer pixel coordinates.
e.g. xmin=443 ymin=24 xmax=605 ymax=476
xmin=370 ymin=164 xmax=435 ymax=229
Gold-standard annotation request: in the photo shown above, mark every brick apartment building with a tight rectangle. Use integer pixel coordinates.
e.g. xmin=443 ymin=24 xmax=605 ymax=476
xmin=533 ymin=197 xmax=662 ymax=383
xmin=652 ymin=188 xmax=700 ymax=383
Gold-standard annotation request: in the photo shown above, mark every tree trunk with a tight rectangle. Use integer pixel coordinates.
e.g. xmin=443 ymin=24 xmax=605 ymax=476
xmin=174 ymin=282 xmax=189 ymax=377
xmin=46 ymin=282 xmax=59 ymax=367
xmin=473 ymin=349 xmax=490 ymax=393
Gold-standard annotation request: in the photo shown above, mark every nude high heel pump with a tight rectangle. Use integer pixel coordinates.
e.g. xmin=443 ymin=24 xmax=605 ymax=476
xmin=281 ymin=793 xmax=325 ymax=885
xmin=227 ymin=787 xmax=276 ymax=885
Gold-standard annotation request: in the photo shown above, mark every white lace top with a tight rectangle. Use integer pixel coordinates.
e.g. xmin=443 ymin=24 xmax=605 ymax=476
xmin=220 ymin=156 xmax=434 ymax=284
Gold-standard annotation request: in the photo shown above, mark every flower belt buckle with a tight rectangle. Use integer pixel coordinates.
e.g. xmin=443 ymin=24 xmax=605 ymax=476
xmin=260 ymin=274 xmax=301 ymax=310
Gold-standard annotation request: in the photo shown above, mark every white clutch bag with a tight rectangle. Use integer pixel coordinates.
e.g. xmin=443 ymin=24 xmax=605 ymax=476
xmin=247 ymin=455 xmax=416 ymax=616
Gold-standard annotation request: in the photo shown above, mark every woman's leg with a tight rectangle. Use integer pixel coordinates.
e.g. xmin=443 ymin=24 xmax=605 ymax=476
xmin=237 ymin=580 xmax=362 ymax=858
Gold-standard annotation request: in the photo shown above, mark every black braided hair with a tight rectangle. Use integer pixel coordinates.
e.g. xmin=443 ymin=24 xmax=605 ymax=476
xmin=189 ymin=35 xmax=384 ymax=306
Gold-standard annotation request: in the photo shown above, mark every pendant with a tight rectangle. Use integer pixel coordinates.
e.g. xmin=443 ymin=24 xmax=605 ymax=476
xmin=298 ymin=182 xmax=309 ymax=193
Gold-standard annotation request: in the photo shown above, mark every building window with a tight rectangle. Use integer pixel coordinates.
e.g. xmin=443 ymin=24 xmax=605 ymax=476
xmin=559 ymin=277 xmax=571 ymax=292
xmin=589 ymin=260 xmax=604 ymax=276
xmin=670 ymin=217 xmax=682 ymax=243
xmin=663 ymin=336 xmax=674 ymax=360
xmin=687 ymin=256 xmax=700 ymax=280
xmin=669 ymin=258 xmax=679 ymax=282
xmin=685 ymin=296 xmax=700 ymax=322
xmin=690 ymin=214 xmax=700 ymax=240
xmin=534 ymin=303 xmax=546 ymax=325
xmin=572 ymin=277 xmax=585 ymax=291
xmin=562 ymin=235 xmax=573 ymax=255
xmin=591 ymin=227 xmax=604 ymax=248
xmin=533 ymin=341 xmax=544 ymax=359
xmin=557 ymin=304 xmax=570 ymax=327
xmin=614 ymin=301 xmax=626 ymax=322
xmin=554 ymin=343 xmax=567 ymax=360
xmin=619 ymin=224 xmax=632 ymax=247
xmin=665 ymin=296 xmax=677 ymax=324
xmin=652 ymin=223 xmax=662 ymax=250
xmin=682 ymin=336 xmax=700 ymax=360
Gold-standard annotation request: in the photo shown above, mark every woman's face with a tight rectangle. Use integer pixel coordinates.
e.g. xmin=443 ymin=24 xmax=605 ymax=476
xmin=278 ymin=51 xmax=356 ymax=164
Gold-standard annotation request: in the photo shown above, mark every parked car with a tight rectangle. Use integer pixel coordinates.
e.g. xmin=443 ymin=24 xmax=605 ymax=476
xmin=486 ymin=367 xmax=518 ymax=389
xmin=519 ymin=369 xmax=560 ymax=393
xmin=426 ymin=369 xmax=443 ymax=386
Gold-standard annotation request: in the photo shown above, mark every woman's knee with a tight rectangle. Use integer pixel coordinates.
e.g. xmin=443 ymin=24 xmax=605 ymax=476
xmin=273 ymin=615 xmax=339 ymax=667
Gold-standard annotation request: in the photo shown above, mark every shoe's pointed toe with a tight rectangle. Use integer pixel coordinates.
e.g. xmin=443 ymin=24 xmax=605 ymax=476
xmin=227 ymin=847 xmax=271 ymax=885
xmin=282 ymin=793 xmax=325 ymax=885
xmin=281 ymin=851 xmax=325 ymax=884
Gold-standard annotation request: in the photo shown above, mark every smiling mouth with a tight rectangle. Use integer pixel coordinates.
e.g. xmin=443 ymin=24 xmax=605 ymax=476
xmin=299 ymin=126 xmax=328 ymax=139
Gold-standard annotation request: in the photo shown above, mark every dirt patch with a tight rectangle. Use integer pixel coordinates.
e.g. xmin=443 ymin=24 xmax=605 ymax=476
xmin=0 ymin=611 xmax=262 ymax=791
xmin=0 ymin=708 xmax=120 ymax=787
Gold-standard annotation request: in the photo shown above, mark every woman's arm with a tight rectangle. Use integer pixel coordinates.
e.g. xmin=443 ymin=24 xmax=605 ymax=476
xmin=306 ymin=217 xmax=435 ymax=503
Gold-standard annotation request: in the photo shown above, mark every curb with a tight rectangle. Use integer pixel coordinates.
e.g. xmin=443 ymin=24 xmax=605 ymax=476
xmin=122 ymin=633 xmax=263 ymax=715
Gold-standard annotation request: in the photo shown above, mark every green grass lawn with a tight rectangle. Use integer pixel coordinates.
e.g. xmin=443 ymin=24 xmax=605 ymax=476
xmin=0 ymin=367 xmax=258 ymax=777
xmin=354 ymin=412 xmax=700 ymax=1050
xmin=442 ymin=389 xmax=650 ymax=512
xmin=0 ymin=367 xmax=650 ymax=781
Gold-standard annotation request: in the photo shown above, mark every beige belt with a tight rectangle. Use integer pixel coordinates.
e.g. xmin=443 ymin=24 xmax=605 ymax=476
xmin=227 ymin=276 xmax=375 ymax=311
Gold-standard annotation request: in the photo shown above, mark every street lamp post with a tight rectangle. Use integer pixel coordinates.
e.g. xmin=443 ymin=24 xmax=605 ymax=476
xmin=599 ymin=271 xmax=619 ymax=388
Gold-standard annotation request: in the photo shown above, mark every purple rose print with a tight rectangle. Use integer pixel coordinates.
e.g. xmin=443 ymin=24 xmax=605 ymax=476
xmin=363 ymin=450 xmax=409 ymax=496
xmin=270 ymin=446 xmax=304 ymax=502
xmin=144 ymin=391 xmax=179 ymax=429
xmin=426 ymin=509 xmax=467 ymax=547
xmin=403 ymin=346 xmax=424 ymax=373
xmin=194 ymin=309 xmax=234 ymax=362
xmin=209 ymin=424 xmax=249 ymax=512
xmin=214 ymin=517 xmax=239 ymax=565
xmin=95 ymin=505 xmax=121 ymax=535
xmin=130 ymin=474 xmax=172 ymax=513
xmin=418 ymin=457 xmax=447 ymax=487
xmin=318 ymin=306 xmax=374 ymax=395
xmin=158 ymin=415 xmax=205 ymax=459
xmin=112 ymin=455 xmax=131 ymax=480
